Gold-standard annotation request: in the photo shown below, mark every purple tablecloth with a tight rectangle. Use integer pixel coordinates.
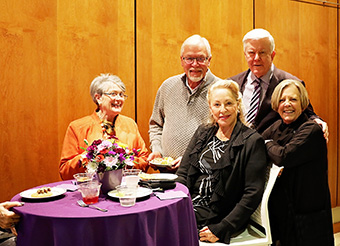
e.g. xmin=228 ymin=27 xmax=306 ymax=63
xmin=11 ymin=181 xmax=199 ymax=246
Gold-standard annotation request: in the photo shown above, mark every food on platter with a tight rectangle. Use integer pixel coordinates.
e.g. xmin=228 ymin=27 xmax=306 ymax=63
xmin=149 ymin=157 xmax=174 ymax=167
xmin=31 ymin=187 xmax=53 ymax=198
xmin=20 ymin=187 xmax=67 ymax=200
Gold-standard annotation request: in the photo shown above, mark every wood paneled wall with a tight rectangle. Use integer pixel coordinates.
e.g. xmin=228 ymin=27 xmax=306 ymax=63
xmin=0 ymin=0 xmax=339 ymax=210
xmin=0 ymin=0 xmax=135 ymax=201
xmin=254 ymin=0 xmax=338 ymax=207
xmin=136 ymin=0 xmax=252 ymax=145
xmin=57 ymin=0 xmax=135 ymax=146
xmin=0 ymin=1 xmax=59 ymax=201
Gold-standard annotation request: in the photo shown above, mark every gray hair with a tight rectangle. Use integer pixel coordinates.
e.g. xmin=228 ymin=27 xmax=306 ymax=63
xmin=90 ymin=73 xmax=126 ymax=105
xmin=180 ymin=34 xmax=212 ymax=58
xmin=243 ymin=28 xmax=275 ymax=53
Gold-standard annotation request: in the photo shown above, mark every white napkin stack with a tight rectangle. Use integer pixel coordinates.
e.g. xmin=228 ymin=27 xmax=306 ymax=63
xmin=154 ymin=191 xmax=188 ymax=200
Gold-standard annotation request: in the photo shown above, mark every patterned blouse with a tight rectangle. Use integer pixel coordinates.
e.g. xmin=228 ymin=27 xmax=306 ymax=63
xmin=192 ymin=136 xmax=229 ymax=209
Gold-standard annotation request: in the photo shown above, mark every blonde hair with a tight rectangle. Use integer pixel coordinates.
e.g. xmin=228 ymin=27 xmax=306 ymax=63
xmin=207 ymin=79 xmax=246 ymax=125
xmin=271 ymin=79 xmax=309 ymax=112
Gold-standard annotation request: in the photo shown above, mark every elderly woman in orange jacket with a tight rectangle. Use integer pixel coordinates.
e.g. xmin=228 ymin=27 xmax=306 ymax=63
xmin=59 ymin=74 xmax=149 ymax=180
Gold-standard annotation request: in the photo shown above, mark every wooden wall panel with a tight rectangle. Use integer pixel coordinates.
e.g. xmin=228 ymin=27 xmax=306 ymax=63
xmin=254 ymin=0 xmax=338 ymax=206
xmin=136 ymin=0 xmax=253 ymax=147
xmin=0 ymin=0 xmax=134 ymax=201
xmin=338 ymin=0 xmax=340 ymax=210
xmin=57 ymin=0 xmax=135 ymax=153
xmin=0 ymin=1 xmax=58 ymax=201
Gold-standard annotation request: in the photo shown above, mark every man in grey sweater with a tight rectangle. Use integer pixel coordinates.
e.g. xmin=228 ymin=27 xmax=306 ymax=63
xmin=148 ymin=34 xmax=220 ymax=170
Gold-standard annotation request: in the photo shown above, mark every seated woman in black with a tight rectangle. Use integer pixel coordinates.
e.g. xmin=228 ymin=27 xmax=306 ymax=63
xmin=176 ymin=79 xmax=267 ymax=243
xmin=262 ymin=79 xmax=334 ymax=246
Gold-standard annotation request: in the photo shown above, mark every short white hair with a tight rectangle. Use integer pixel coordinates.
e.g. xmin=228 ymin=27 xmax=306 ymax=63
xmin=90 ymin=73 xmax=126 ymax=105
xmin=243 ymin=28 xmax=275 ymax=53
xmin=180 ymin=34 xmax=212 ymax=58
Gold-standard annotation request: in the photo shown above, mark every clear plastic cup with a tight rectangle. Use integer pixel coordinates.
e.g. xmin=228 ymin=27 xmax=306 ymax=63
xmin=73 ymin=173 xmax=94 ymax=185
xmin=78 ymin=181 xmax=102 ymax=204
xmin=122 ymin=169 xmax=141 ymax=188
xmin=116 ymin=184 xmax=137 ymax=207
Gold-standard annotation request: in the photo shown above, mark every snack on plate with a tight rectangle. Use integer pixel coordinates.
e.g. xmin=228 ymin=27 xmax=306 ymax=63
xmin=31 ymin=187 xmax=53 ymax=198
xmin=151 ymin=157 xmax=174 ymax=165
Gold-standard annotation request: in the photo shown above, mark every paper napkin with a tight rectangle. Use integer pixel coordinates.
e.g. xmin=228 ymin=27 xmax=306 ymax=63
xmin=154 ymin=190 xmax=188 ymax=200
xmin=55 ymin=183 xmax=78 ymax=192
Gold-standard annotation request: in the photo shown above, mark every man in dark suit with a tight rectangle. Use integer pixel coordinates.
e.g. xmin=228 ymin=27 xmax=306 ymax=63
xmin=229 ymin=28 xmax=328 ymax=138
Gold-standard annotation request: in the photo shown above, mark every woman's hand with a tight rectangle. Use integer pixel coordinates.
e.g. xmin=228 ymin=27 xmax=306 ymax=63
xmin=199 ymin=226 xmax=219 ymax=243
xmin=0 ymin=201 xmax=23 ymax=236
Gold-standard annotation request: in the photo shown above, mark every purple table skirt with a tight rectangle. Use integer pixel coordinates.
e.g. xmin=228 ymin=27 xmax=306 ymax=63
xmin=11 ymin=181 xmax=199 ymax=246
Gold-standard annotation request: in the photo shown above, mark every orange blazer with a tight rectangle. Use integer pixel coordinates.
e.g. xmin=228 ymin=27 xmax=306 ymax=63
xmin=59 ymin=112 xmax=149 ymax=180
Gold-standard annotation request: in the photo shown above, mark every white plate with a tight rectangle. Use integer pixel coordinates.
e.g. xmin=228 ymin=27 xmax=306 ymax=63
xmin=140 ymin=173 xmax=178 ymax=181
xmin=149 ymin=161 xmax=172 ymax=167
xmin=107 ymin=186 xmax=153 ymax=199
xmin=149 ymin=157 xmax=174 ymax=167
xmin=20 ymin=187 xmax=67 ymax=200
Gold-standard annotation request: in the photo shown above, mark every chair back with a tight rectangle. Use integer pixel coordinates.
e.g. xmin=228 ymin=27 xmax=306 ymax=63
xmin=247 ymin=164 xmax=283 ymax=245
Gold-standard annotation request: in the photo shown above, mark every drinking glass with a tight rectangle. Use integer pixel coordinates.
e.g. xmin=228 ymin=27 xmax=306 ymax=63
xmin=116 ymin=184 xmax=137 ymax=207
xmin=78 ymin=181 xmax=102 ymax=204
xmin=122 ymin=169 xmax=141 ymax=188
xmin=73 ymin=173 xmax=94 ymax=185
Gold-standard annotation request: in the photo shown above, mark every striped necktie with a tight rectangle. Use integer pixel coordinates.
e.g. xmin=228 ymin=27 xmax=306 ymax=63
xmin=246 ymin=78 xmax=261 ymax=124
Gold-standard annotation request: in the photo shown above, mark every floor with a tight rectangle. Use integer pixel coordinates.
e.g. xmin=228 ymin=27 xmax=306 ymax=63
xmin=335 ymin=232 xmax=340 ymax=246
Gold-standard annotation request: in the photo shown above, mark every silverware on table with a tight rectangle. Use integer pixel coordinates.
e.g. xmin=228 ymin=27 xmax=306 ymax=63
xmin=77 ymin=200 xmax=108 ymax=212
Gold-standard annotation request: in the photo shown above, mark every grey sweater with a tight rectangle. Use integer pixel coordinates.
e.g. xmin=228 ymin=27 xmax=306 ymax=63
xmin=149 ymin=70 xmax=220 ymax=159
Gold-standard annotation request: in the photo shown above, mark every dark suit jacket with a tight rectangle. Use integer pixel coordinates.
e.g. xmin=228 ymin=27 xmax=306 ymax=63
xmin=229 ymin=66 xmax=318 ymax=133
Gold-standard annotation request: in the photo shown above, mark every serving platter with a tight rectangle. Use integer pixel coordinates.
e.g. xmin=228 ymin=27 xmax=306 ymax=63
xmin=149 ymin=162 xmax=172 ymax=167
xmin=108 ymin=186 xmax=153 ymax=199
xmin=149 ymin=157 xmax=174 ymax=167
xmin=20 ymin=187 xmax=67 ymax=200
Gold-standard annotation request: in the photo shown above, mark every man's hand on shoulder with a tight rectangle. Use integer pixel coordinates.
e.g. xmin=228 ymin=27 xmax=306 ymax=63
xmin=314 ymin=118 xmax=329 ymax=143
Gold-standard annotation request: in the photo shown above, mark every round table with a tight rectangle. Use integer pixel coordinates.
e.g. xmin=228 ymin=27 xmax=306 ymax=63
xmin=11 ymin=181 xmax=199 ymax=246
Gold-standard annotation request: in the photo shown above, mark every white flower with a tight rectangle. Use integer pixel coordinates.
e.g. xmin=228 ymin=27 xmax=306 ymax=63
xmin=97 ymin=140 xmax=113 ymax=152
xmin=104 ymin=156 xmax=118 ymax=168
xmin=125 ymin=159 xmax=134 ymax=167
xmin=87 ymin=162 xmax=99 ymax=173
